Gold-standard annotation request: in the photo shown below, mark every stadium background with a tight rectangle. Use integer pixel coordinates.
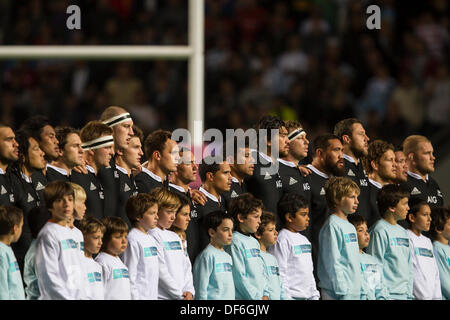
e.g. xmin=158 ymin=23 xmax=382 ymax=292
xmin=0 ymin=0 xmax=448 ymax=202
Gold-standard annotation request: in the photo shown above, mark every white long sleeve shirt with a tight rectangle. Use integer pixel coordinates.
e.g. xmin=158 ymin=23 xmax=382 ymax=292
xmin=95 ymin=252 xmax=131 ymax=300
xmin=36 ymin=221 xmax=85 ymax=300
xmin=121 ymin=228 xmax=159 ymax=300
xmin=82 ymin=256 xmax=104 ymax=300
xmin=149 ymin=227 xmax=195 ymax=300
xmin=269 ymin=228 xmax=320 ymax=300
xmin=407 ymin=230 xmax=442 ymax=300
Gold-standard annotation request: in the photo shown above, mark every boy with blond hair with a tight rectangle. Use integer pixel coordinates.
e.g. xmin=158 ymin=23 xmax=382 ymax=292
xmin=0 ymin=205 xmax=25 ymax=300
xmin=122 ymin=193 xmax=160 ymax=300
xmin=367 ymin=184 xmax=414 ymax=300
xmin=318 ymin=176 xmax=362 ymax=300
xmin=68 ymin=183 xmax=87 ymax=258
xmin=148 ymin=187 xmax=195 ymax=300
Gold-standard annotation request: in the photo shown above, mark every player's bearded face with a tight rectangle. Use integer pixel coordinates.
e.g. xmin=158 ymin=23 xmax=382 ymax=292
xmin=324 ymin=152 xmax=345 ymax=176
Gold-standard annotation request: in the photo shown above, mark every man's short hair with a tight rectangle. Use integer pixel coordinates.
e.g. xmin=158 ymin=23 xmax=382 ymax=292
xmin=198 ymin=156 xmax=222 ymax=182
xmin=325 ymin=176 xmax=360 ymax=210
xmin=44 ymin=181 xmax=74 ymax=209
xmin=377 ymin=184 xmax=409 ymax=216
xmin=0 ymin=205 xmax=23 ymax=236
xmin=402 ymin=135 xmax=431 ymax=157
xmin=333 ymin=118 xmax=363 ymax=142
xmin=144 ymin=129 xmax=172 ymax=160
xmin=55 ymin=126 xmax=79 ymax=151
xmin=255 ymin=211 xmax=277 ymax=236
xmin=101 ymin=217 xmax=129 ymax=251
xmin=364 ymin=140 xmax=395 ymax=174
xmin=132 ymin=125 xmax=144 ymax=143
xmin=149 ymin=187 xmax=181 ymax=210
xmin=277 ymin=193 xmax=310 ymax=225
xmin=126 ymin=193 xmax=158 ymax=226
xmin=78 ymin=216 xmax=106 ymax=236
xmin=312 ymin=134 xmax=340 ymax=155
xmin=430 ymin=207 xmax=450 ymax=241
xmin=254 ymin=115 xmax=286 ymax=143
xmin=203 ymin=210 xmax=234 ymax=233
xmin=228 ymin=193 xmax=263 ymax=222
xmin=80 ymin=121 xmax=113 ymax=143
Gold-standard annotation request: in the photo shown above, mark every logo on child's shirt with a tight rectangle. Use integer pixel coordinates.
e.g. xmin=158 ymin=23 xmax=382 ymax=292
xmin=390 ymin=237 xmax=409 ymax=248
xmin=344 ymin=233 xmax=357 ymax=243
xmin=244 ymin=248 xmax=260 ymax=259
xmin=87 ymin=272 xmax=102 ymax=283
xmin=9 ymin=261 xmax=20 ymax=272
xmin=61 ymin=238 xmax=79 ymax=250
xmin=215 ymin=262 xmax=232 ymax=273
xmin=447 ymin=257 xmax=450 ymax=267
xmin=361 ymin=263 xmax=378 ymax=273
xmin=267 ymin=265 xmax=280 ymax=276
xmin=414 ymin=247 xmax=434 ymax=258
xmin=144 ymin=246 xmax=158 ymax=257
xmin=293 ymin=244 xmax=311 ymax=255
xmin=163 ymin=241 xmax=182 ymax=251
xmin=113 ymin=268 xmax=129 ymax=280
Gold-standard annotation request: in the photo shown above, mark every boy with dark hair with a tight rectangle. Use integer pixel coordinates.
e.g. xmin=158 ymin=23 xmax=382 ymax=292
xmin=430 ymin=207 xmax=450 ymax=299
xmin=36 ymin=181 xmax=85 ymax=300
xmin=193 ymin=210 xmax=235 ymax=300
xmin=367 ymin=184 xmax=414 ymax=300
xmin=225 ymin=193 xmax=269 ymax=300
xmin=254 ymin=211 xmax=288 ymax=300
xmin=95 ymin=216 xmax=131 ymax=300
xmin=318 ymin=176 xmax=362 ymax=300
xmin=405 ymin=198 xmax=441 ymax=300
xmin=270 ymin=193 xmax=319 ymax=300
xmin=347 ymin=214 xmax=386 ymax=300
xmin=122 ymin=193 xmax=160 ymax=300
xmin=135 ymin=129 xmax=179 ymax=193
xmin=78 ymin=216 xmax=106 ymax=300
xmin=0 ymin=205 xmax=25 ymax=300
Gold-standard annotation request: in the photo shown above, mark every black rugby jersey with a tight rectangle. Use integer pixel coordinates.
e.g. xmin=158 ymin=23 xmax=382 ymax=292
xmin=134 ymin=167 xmax=167 ymax=193
xmin=114 ymin=165 xmax=138 ymax=227
xmin=400 ymin=171 xmax=444 ymax=208
xmin=46 ymin=164 xmax=70 ymax=182
xmin=97 ymin=157 xmax=120 ymax=220
xmin=343 ymin=155 xmax=371 ymax=221
xmin=278 ymin=159 xmax=312 ymax=202
xmin=222 ymin=177 xmax=247 ymax=211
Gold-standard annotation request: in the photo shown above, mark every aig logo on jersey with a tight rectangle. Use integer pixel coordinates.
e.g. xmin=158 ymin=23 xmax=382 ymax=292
xmin=303 ymin=183 xmax=310 ymax=191
xmin=359 ymin=179 xmax=368 ymax=187
xmin=427 ymin=196 xmax=438 ymax=204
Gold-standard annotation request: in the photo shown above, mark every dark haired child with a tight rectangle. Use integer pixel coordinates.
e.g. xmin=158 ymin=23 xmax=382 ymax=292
xmin=430 ymin=207 xmax=450 ymax=300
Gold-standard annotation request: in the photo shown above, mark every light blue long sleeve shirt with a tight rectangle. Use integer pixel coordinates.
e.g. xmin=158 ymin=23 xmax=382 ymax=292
xmin=225 ymin=231 xmax=270 ymax=300
xmin=367 ymin=219 xmax=414 ymax=300
xmin=259 ymin=250 xmax=289 ymax=300
xmin=193 ymin=244 xmax=235 ymax=300
xmin=23 ymin=239 xmax=40 ymax=300
xmin=360 ymin=252 xmax=388 ymax=300
xmin=0 ymin=242 xmax=25 ymax=300
xmin=317 ymin=214 xmax=362 ymax=300
xmin=433 ymin=241 xmax=450 ymax=300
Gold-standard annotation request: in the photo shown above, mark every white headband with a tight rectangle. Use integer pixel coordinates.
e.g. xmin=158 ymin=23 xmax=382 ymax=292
xmin=102 ymin=112 xmax=132 ymax=127
xmin=288 ymin=128 xmax=306 ymax=142
xmin=81 ymin=135 xmax=114 ymax=150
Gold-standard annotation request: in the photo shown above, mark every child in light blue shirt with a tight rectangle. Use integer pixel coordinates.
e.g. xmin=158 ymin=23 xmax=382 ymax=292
xmin=430 ymin=207 xmax=450 ymax=300
xmin=193 ymin=210 xmax=235 ymax=300
xmin=254 ymin=211 xmax=288 ymax=300
xmin=225 ymin=193 xmax=270 ymax=300
xmin=348 ymin=214 xmax=387 ymax=300
xmin=0 ymin=205 xmax=25 ymax=300
xmin=318 ymin=177 xmax=362 ymax=300
xmin=367 ymin=184 xmax=413 ymax=300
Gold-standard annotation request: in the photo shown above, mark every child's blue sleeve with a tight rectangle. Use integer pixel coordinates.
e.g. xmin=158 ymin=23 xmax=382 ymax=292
xmin=193 ymin=252 xmax=211 ymax=300
xmin=0 ymin=252 xmax=10 ymax=300
xmin=407 ymin=241 xmax=414 ymax=300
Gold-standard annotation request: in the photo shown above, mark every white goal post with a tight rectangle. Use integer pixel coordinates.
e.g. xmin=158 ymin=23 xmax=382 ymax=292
xmin=0 ymin=0 xmax=205 ymax=147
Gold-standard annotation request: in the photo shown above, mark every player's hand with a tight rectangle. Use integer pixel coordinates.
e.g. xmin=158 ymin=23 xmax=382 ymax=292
xmin=262 ymin=295 xmax=269 ymax=300
xmin=182 ymin=291 xmax=194 ymax=300
xmin=190 ymin=189 xmax=206 ymax=206
xmin=298 ymin=165 xmax=311 ymax=176
xmin=72 ymin=164 xmax=88 ymax=174
xmin=131 ymin=164 xmax=142 ymax=177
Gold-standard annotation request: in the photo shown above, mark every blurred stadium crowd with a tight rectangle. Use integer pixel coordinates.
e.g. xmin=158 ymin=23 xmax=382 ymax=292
xmin=0 ymin=0 xmax=448 ymax=148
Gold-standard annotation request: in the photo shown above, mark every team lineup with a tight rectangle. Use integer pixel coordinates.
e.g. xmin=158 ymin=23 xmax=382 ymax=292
xmin=0 ymin=106 xmax=448 ymax=300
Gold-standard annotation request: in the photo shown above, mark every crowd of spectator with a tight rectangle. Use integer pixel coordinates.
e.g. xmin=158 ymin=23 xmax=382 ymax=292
xmin=0 ymin=0 xmax=448 ymax=148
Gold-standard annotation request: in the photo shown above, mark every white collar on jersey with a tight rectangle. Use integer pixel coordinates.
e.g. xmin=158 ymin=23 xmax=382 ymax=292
xmin=86 ymin=164 xmax=96 ymax=174
xmin=407 ymin=171 xmax=428 ymax=181
xmin=343 ymin=154 xmax=358 ymax=164
xmin=277 ymin=158 xmax=296 ymax=167
xmin=306 ymin=164 xmax=329 ymax=179
xmin=47 ymin=164 xmax=69 ymax=176
xmin=0 ymin=168 xmax=4 ymax=175
xmin=141 ymin=167 xmax=162 ymax=182
xmin=169 ymin=183 xmax=186 ymax=193
xmin=231 ymin=176 xmax=240 ymax=184
xmin=20 ymin=172 xmax=32 ymax=183
xmin=199 ymin=186 xmax=221 ymax=203
xmin=115 ymin=164 xmax=128 ymax=175
xmin=368 ymin=178 xmax=382 ymax=189
xmin=250 ymin=149 xmax=273 ymax=163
